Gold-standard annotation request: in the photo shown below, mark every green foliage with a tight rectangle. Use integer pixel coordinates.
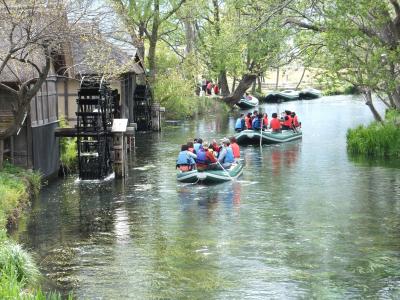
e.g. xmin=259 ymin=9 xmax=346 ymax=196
xmin=0 ymin=242 xmax=40 ymax=286
xmin=347 ymin=110 xmax=400 ymax=157
xmin=59 ymin=117 xmax=77 ymax=173
xmin=0 ymin=163 xmax=41 ymax=231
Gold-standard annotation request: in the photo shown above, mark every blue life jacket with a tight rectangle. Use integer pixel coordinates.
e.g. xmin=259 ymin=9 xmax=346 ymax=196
xmin=196 ymin=148 xmax=207 ymax=164
xmin=235 ymin=118 xmax=242 ymax=129
xmin=177 ymin=151 xmax=194 ymax=165
xmin=223 ymin=147 xmax=234 ymax=163
xmin=252 ymin=117 xmax=261 ymax=130
xmin=193 ymin=143 xmax=201 ymax=153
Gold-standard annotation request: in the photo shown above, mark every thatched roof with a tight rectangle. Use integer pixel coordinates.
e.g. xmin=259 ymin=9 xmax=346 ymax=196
xmin=67 ymin=36 xmax=145 ymax=78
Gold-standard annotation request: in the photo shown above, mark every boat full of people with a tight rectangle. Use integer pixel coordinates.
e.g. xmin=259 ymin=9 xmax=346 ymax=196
xmin=234 ymin=109 xmax=302 ymax=144
xmin=176 ymin=137 xmax=243 ymax=184
xmin=235 ymin=129 xmax=302 ymax=145
xmin=177 ymin=161 xmax=244 ymax=184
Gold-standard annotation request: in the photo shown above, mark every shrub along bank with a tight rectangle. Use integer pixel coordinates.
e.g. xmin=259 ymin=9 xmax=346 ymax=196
xmin=347 ymin=110 xmax=400 ymax=158
xmin=0 ymin=163 xmax=67 ymax=299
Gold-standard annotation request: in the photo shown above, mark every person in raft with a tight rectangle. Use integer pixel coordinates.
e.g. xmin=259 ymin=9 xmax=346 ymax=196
xmin=281 ymin=110 xmax=293 ymax=130
xmin=176 ymin=144 xmax=197 ymax=171
xmin=235 ymin=113 xmax=245 ymax=132
xmin=262 ymin=113 xmax=269 ymax=129
xmin=252 ymin=113 xmax=262 ymax=130
xmin=193 ymin=138 xmax=203 ymax=153
xmin=229 ymin=137 xmax=240 ymax=160
xmin=218 ymin=138 xmax=235 ymax=169
xmin=245 ymin=112 xmax=252 ymax=129
xmin=270 ymin=113 xmax=282 ymax=132
xmin=196 ymin=142 xmax=218 ymax=171
xmin=291 ymin=111 xmax=300 ymax=128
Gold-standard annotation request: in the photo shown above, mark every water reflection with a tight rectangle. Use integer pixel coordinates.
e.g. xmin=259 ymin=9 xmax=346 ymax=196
xmin=15 ymin=95 xmax=400 ymax=299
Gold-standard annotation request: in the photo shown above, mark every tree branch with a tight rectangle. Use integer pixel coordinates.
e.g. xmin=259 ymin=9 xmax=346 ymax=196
xmin=161 ymin=0 xmax=186 ymax=23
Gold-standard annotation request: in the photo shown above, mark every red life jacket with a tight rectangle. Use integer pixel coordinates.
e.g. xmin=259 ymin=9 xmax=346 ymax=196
xmin=263 ymin=117 xmax=269 ymax=127
xmin=230 ymin=143 xmax=240 ymax=158
xmin=270 ymin=118 xmax=281 ymax=130
xmin=293 ymin=115 xmax=299 ymax=127
xmin=245 ymin=117 xmax=252 ymax=129
xmin=283 ymin=116 xmax=292 ymax=127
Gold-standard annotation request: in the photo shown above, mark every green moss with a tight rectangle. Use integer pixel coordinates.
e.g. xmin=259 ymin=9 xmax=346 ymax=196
xmin=347 ymin=110 xmax=400 ymax=158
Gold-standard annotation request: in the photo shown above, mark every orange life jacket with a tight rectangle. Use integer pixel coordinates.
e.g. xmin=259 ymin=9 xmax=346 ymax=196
xmin=263 ymin=117 xmax=269 ymax=127
xmin=293 ymin=115 xmax=299 ymax=127
xmin=270 ymin=118 xmax=281 ymax=130
xmin=230 ymin=143 xmax=240 ymax=158
xmin=283 ymin=116 xmax=292 ymax=127
xmin=245 ymin=117 xmax=252 ymax=129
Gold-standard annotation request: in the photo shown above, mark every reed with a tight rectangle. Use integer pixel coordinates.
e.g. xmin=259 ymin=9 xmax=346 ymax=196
xmin=347 ymin=110 xmax=400 ymax=158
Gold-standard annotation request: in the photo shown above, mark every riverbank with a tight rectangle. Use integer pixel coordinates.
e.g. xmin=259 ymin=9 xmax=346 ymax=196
xmin=0 ymin=163 xmax=64 ymax=299
xmin=347 ymin=109 xmax=400 ymax=157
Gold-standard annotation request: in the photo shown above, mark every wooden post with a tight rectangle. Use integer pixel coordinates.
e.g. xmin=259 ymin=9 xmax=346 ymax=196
xmin=113 ymin=132 xmax=125 ymax=179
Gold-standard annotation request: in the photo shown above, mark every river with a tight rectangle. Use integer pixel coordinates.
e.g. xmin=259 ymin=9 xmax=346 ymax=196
xmin=15 ymin=95 xmax=400 ymax=299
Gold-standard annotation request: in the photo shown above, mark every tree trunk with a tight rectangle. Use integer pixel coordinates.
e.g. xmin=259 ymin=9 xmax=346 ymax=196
xmin=222 ymin=74 xmax=257 ymax=105
xmin=148 ymin=37 xmax=157 ymax=81
xmin=364 ymin=90 xmax=382 ymax=122
xmin=232 ymin=77 xmax=237 ymax=91
xmin=218 ymin=71 xmax=230 ymax=96
xmin=0 ymin=139 xmax=3 ymax=170
xmin=251 ymin=80 xmax=256 ymax=94
xmin=275 ymin=67 xmax=280 ymax=89
xmin=257 ymin=76 xmax=262 ymax=92
xmin=184 ymin=19 xmax=195 ymax=55
xmin=392 ymin=87 xmax=400 ymax=109
xmin=295 ymin=67 xmax=306 ymax=89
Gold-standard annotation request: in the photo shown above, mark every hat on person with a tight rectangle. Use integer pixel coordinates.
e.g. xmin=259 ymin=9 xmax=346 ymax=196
xmin=221 ymin=137 xmax=230 ymax=144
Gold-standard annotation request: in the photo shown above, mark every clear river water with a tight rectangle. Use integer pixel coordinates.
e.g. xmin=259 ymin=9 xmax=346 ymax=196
xmin=15 ymin=95 xmax=400 ymax=299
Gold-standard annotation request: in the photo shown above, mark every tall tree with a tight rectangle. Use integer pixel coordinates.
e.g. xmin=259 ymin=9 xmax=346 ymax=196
xmin=110 ymin=0 xmax=187 ymax=81
xmin=286 ymin=0 xmax=400 ymax=120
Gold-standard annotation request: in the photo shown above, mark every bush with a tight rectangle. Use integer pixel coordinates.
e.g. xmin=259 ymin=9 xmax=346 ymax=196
xmin=347 ymin=110 xmax=400 ymax=158
xmin=0 ymin=163 xmax=41 ymax=230
xmin=0 ymin=242 xmax=40 ymax=286
xmin=59 ymin=117 xmax=77 ymax=174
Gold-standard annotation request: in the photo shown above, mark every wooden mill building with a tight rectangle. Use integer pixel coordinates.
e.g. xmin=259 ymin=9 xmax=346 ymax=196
xmin=0 ymin=36 xmax=149 ymax=178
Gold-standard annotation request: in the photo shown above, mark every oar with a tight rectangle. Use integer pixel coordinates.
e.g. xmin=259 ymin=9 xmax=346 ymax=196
xmin=259 ymin=119 xmax=263 ymax=148
xmin=216 ymin=160 xmax=234 ymax=181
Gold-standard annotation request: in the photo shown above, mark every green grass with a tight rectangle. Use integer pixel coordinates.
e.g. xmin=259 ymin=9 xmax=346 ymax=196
xmin=0 ymin=164 xmax=68 ymax=299
xmin=347 ymin=109 xmax=400 ymax=158
xmin=0 ymin=163 xmax=41 ymax=232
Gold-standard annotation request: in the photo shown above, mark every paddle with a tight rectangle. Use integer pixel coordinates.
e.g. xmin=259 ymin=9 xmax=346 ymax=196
xmin=216 ymin=160 xmax=234 ymax=181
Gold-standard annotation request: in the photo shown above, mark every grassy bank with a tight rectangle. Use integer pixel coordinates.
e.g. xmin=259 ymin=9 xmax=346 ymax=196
xmin=0 ymin=163 xmax=67 ymax=299
xmin=164 ymin=96 xmax=229 ymax=120
xmin=347 ymin=110 xmax=400 ymax=158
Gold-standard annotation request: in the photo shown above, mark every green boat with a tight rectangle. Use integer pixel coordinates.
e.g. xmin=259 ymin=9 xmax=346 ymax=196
xmin=176 ymin=162 xmax=244 ymax=184
xmin=264 ymin=90 xmax=299 ymax=103
xmin=236 ymin=96 xmax=259 ymax=109
xmin=299 ymin=88 xmax=322 ymax=99
xmin=176 ymin=169 xmax=198 ymax=183
xmin=235 ymin=129 xmax=302 ymax=145
xmin=197 ymin=162 xmax=244 ymax=184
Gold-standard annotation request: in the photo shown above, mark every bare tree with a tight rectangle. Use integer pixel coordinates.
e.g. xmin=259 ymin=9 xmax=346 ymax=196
xmin=0 ymin=0 xmax=92 ymax=168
